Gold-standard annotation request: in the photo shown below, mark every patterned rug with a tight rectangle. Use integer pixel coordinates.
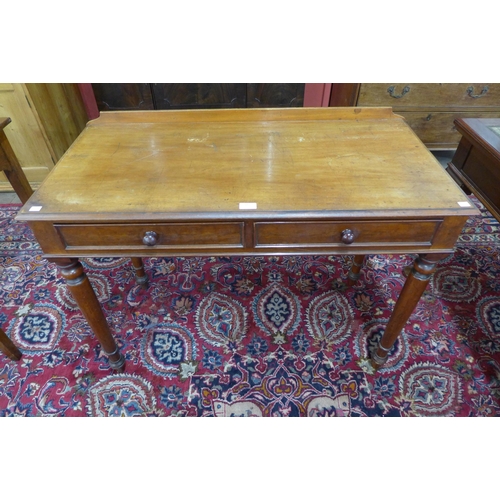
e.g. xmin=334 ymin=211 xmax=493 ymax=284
xmin=1 ymin=197 xmax=500 ymax=417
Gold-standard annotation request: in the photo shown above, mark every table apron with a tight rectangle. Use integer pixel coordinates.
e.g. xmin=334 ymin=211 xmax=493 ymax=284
xmin=27 ymin=216 xmax=470 ymax=258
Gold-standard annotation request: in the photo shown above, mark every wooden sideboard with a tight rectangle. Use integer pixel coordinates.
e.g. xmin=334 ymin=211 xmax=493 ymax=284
xmin=354 ymin=84 xmax=500 ymax=150
xmin=0 ymin=84 xmax=87 ymax=192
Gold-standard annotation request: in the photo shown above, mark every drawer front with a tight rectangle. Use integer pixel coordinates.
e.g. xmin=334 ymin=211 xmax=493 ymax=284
xmin=400 ymin=111 xmax=500 ymax=149
xmin=55 ymin=222 xmax=245 ymax=250
xmin=358 ymin=83 xmax=500 ymax=109
xmin=254 ymin=220 xmax=442 ymax=248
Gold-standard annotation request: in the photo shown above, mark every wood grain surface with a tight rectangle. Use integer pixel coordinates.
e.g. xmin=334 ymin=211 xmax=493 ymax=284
xmin=18 ymin=107 xmax=476 ymax=222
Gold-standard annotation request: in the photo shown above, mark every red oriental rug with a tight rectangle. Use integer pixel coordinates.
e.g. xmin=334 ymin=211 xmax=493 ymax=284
xmin=1 ymin=197 xmax=500 ymax=416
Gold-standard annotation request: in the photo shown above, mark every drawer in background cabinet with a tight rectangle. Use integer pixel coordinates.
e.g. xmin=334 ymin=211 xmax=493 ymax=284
xmin=398 ymin=111 xmax=500 ymax=149
xmin=358 ymin=83 xmax=500 ymax=109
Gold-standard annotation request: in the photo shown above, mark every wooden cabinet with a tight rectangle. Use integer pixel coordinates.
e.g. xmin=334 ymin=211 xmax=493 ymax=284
xmin=355 ymin=83 xmax=500 ymax=150
xmin=447 ymin=118 xmax=500 ymax=221
xmin=0 ymin=84 xmax=87 ymax=192
xmin=91 ymin=83 xmax=305 ymax=111
xmin=152 ymin=84 xmax=247 ymax=109
xmin=246 ymin=84 xmax=305 ymax=108
xmin=91 ymin=83 xmax=155 ymax=111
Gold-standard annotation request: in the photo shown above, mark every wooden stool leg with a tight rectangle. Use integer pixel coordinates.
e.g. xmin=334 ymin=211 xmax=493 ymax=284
xmin=51 ymin=258 xmax=125 ymax=371
xmin=0 ymin=325 xmax=22 ymax=361
xmin=371 ymin=253 xmax=445 ymax=369
xmin=0 ymin=124 xmax=34 ymax=204
xmin=131 ymin=257 xmax=148 ymax=288
xmin=347 ymin=254 xmax=365 ymax=286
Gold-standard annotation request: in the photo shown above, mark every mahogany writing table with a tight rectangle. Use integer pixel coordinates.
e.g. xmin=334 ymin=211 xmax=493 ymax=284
xmin=16 ymin=107 xmax=478 ymax=371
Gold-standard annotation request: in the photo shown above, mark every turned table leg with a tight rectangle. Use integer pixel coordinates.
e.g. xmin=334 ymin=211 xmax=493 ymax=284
xmin=347 ymin=254 xmax=365 ymax=286
xmin=131 ymin=257 xmax=148 ymax=288
xmin=51 ymin=258 xmax=125 ymax=371
xmin=371 ymin=253 xmax=446 ymax=369
xmin=0 ymin=325 xmax=22 ymax=361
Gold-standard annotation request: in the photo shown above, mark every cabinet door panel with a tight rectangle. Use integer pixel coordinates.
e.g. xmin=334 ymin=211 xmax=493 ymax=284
xmin=246 ymin=83 xmax=305 ymax=107
xmin=0 ymin=83 xmax=55 ymax=189
xmin=25 ymin=84 xmax=87 ymax=161
xmin=92 ymin=84 xmax=154 ymax=111
xmin=152 ymin=84 xmax=246 ymax=109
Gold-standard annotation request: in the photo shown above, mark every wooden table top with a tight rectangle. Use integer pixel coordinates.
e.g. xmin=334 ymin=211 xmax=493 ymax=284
xmin=18 ymin=107 xmax=477 ymax=222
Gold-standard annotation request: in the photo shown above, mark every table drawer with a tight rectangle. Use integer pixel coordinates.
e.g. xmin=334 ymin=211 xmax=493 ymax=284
xmin=55 ymin=222 xmax=245 ymax=250
xmin=358 ymin=83 xmax=500 ymax=109
xmin=254 ymin=220 xmax=442 ymax=248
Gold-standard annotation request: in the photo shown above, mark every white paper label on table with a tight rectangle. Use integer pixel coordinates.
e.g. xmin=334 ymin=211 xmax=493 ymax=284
xmin=239 ymin=202 xmax=257 ymax=210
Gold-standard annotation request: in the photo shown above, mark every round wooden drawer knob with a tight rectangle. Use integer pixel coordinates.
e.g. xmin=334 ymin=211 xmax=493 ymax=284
xmin=341 ymin=229 xmax=355 ymax=244
xmin=142 ymin=231 xmax=159 ymax=246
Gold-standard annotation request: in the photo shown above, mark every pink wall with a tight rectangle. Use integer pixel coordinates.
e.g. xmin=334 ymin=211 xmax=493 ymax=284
xmin=77 ymin=84 xmax=100 ymax=120
xmin=303 ymin=84 xmax=332 ymax=107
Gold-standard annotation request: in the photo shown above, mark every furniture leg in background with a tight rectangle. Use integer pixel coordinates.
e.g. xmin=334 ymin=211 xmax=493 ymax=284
xmin=347 ymin=254 xmax=365 ymax=286
xmin=0 ymin=117 xmax=34 ymax=203
xmin=131 ymin=257 xmax=148 ymax=288
xmin=0 ymin=326 xmax=22 ymax=361
xmin=0 ymin=117 xmax=34 ymax=362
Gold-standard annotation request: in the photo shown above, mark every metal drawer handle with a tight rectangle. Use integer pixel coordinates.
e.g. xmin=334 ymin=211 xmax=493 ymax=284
xmin=387 ymin=85 xmax=410 ymax=99
xmin=466 ymin=85 xmax=488 ymax=98
xmin=142 ymin=231 xmax=159 ymax=246
xmin=341 ymin=229 xmax=355 ymax=244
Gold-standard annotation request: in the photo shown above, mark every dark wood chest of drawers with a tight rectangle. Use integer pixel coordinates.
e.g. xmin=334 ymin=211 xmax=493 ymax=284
xmin=447 ymin=118 xmax=500 ymax=222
